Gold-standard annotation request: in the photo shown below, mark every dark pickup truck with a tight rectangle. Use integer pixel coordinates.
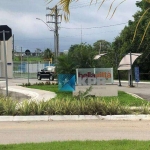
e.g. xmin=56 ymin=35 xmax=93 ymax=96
xmin=37 ymin=66 xmax=55 ymax=81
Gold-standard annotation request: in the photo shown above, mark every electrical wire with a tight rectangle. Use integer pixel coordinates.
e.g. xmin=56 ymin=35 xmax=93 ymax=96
xmin=60 ymin=22 xmax=127 ymax=29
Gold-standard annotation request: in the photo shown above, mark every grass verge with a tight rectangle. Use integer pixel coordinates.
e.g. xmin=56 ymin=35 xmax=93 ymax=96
xmin=0 ymin=83 xmax=149 ymax=116
xmin=0 ymin=140 xmax=150 ymax=150
xmin=24 ymin=84 xmax=149 ymax=107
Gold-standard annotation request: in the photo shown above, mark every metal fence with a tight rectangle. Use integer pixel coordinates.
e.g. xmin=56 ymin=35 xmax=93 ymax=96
xmin=13 ymin=61 xmax=52 ymax=79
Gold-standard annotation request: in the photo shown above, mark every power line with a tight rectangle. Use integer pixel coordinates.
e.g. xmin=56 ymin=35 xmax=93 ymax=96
xmin=14 ymin=21 xmax=127 ymax=42
xmin=60 ymin=22 xmax=127 ymax=29
xmin=15 ymin=29 xmax=121 ymax=42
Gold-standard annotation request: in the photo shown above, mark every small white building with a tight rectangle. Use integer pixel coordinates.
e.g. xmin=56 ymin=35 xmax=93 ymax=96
xmin=0 ymin=37 xmax=13 ymax=78
xmin=63 ymin=50 xmax=68 ymax=54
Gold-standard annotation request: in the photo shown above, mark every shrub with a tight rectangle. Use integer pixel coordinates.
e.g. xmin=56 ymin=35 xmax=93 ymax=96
xmin=0 ymin=97 xmax=17 ymax=115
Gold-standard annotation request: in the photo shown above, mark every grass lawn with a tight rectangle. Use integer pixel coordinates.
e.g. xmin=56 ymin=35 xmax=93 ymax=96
xmin=14 ymin=56 xmax=43 ymax=61
xmin=0 ymin=140 xmax=150 ymax=150
xmin=25 ymin=84 xmax=149 ymax=107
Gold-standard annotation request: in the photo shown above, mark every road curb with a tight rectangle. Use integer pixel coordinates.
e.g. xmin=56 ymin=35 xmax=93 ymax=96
xmin=1 ymin=115 xmax=150 ymax=122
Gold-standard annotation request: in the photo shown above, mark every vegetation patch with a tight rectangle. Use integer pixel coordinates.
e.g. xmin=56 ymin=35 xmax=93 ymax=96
xmin=0 ymin=83 xmax=149 ymax=116
xmin=23 ymin=83 xmax=149 ymax=107
xmin=1 ymin=140 xmax=150 ymax=150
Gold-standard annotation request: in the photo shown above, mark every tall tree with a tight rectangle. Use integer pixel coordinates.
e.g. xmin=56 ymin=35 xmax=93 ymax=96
xmin=113 ymin=0 xmax=150 ymax=79
xmin=93 ymin=40 xmax=113 ymax=68
xmin=93 ymin=40 xmax=111 ymax=53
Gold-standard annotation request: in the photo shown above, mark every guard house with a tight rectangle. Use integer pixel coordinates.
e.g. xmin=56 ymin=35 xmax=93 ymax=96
xmin=0 ymin=37 xmax=13 ymax=78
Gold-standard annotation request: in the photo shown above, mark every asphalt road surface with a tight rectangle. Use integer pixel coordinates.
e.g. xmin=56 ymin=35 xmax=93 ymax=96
xmin=0 ymin=120 xmax=150 ymax=144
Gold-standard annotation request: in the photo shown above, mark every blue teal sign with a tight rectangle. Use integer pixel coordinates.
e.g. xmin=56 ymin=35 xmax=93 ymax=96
xmin=134 ymin=67 xmax=140 ymax=82
xmin=58 ymin=74 xmax=75 ymax=91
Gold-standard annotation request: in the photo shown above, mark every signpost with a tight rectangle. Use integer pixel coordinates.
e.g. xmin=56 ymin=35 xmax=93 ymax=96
xmin=0 ymin=25 xmax=12 ymax=96
xmin=25 ymin=49 xmax=31 ymax=84
xmin=134 ymin=67 xmax=140 ymax=87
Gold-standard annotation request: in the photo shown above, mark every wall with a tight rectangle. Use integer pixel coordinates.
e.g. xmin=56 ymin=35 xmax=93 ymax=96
xmin=0 ymin=37 xmax=13 ymax=78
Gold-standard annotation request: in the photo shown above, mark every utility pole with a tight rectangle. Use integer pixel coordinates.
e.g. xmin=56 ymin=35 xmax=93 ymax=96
xmin=46 ymin=5 xmax=61 ymax=60
xmin=99 ymin=42 xmax=101 ymax=54
xmin=12 ymin=34 xmax=14 ymax=61
xmin=21 ymin=47 xmax=22 ymax=77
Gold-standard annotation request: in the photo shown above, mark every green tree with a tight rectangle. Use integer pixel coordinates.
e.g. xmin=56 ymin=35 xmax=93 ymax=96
xmin=56 ymin=43 xmax=96 ymax=74
xmin=92 ymin=40 xmax=113 ymax=68
xmin=43 ymin=48 xmax=53 ymax=62
xmin=56 ymin=53 xmax=76 ymax=74
xmin=93 ymin=40 xmax=111 ymax=53
xmin=113 ymin=0 xmax=150 ymax=79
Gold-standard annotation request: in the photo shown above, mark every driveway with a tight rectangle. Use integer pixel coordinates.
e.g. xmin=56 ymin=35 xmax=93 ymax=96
xmin=115 ymin=81 xmax=150 ymax=101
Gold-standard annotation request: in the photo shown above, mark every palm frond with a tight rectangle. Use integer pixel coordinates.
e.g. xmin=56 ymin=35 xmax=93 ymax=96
xmin=98 ymin=0 xmax=106 ymax=9
xmin=109 ymin=0 xmax=126 ymax=19
xmin=138 ymin=20 xmax=150 ymax=49
xmin=106 ymin=0 xmax=116 ymax=18
xmin=132 ymin=8 xmax=150 ymax=43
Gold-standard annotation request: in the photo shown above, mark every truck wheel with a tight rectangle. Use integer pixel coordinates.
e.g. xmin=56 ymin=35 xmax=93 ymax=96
xmin=37 ymin=75 xmax=41 ymax=80
xmin=49 ymin=75 xmax=54 ymax=81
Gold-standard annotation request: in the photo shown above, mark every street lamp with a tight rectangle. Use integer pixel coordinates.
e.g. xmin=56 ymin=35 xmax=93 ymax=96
xmin=36 ymin=18 xmax=54 ymax=31
xmin=36 ymin=18 xmax=56 ymax=62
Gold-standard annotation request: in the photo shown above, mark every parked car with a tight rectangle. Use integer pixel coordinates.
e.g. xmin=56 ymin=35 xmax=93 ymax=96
xmin=37 ymin=66 xmax=55 ymax=81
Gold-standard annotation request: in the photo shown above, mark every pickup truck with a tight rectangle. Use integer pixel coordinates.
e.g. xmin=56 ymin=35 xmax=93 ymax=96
xmin=37 ymin=66 xmax=55 ymax=81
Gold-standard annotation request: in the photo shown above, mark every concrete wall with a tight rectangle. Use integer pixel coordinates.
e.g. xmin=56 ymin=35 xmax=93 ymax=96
xmin=73 ymin=85 xmax=118 ymax=97
xmin=0 ymin=37 xmax=13 ymax=78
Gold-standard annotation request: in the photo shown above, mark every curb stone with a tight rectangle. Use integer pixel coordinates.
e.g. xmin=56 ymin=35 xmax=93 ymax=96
xmin=1 ymin=115 xmax=150 ymax=122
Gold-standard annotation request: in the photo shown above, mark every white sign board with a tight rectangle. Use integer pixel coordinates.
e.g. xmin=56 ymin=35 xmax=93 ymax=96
xmin=76 ymin=68 xmax=114 ymax=85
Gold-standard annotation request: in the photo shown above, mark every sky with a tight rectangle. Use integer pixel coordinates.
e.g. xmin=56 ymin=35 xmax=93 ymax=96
xmin=0 ymin=0 xmax=140 ymax=53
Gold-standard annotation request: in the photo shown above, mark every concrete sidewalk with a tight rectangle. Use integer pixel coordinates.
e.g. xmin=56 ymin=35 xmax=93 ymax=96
xmin=2 ymin=86 xmax=56 ymax=102
xmin=0 ymin=79 xmax=57 ymax=102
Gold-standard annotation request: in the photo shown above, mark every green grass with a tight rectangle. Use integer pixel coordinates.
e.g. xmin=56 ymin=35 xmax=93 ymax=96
xmin=26 ymin=84 xmax=72 ymax=98
xmin=0 ymin=140 xmax=150 ymax=150
xmin=102 ymin=91 xmax=148 ymax=106
xmin=14 ymin=56 xmax=43 ymax=61
xmin=25 ymin=84 xmax=149 ymax=106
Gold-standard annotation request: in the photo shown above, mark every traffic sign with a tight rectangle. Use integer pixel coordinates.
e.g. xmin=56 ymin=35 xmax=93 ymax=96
xmin=0 ymin=25 xmax=12 ymax=41
xmin=25 ymin=49 xmax=31 ymax=56
xmin=134 ymin=67 xmax=140 ymax=82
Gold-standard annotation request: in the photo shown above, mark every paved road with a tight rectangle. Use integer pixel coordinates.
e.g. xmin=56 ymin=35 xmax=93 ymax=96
xmin=0 ymin=120 xmax=150 ymax=144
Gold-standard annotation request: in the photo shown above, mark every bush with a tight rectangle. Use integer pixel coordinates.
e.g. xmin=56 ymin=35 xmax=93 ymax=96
xmin=0 ymin=96 xmax=133 ymax=116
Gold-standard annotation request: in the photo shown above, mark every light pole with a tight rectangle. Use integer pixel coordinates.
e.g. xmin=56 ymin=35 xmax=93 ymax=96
xmin=36 ymin=18 xmax=57 ymax=64
xmin=36 ymin=18 xmax=54 ymax=31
